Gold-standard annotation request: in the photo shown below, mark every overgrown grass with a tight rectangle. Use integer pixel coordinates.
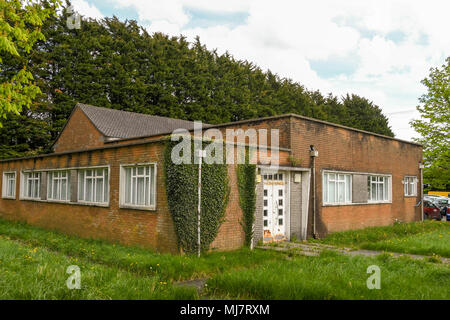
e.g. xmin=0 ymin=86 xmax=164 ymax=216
xmin=206 ymin=250 xmax=450 ymax=300
xmin=0 ymin=237 xmax=197 ymax=300
xmin=311 ymin=221 xmax=450 ymax=256
xmin=362 ymin=230 xmax=450 ymax=257
xmin=0 ymin=218 xmax=281 ymax=281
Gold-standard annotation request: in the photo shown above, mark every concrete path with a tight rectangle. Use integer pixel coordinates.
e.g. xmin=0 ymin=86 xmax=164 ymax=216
xmin=256 ymin=241 xmax=450 ymax=264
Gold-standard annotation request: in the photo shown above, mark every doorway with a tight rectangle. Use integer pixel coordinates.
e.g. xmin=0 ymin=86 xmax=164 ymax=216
xmin=262 ymin=171 xmax=286 ymax=242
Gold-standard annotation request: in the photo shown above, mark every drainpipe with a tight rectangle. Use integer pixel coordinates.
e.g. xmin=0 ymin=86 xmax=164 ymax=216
xmin=310 ymin=145 xmax=319 ymax=238
xmin=197 ymin=149 xmax=206 ymax=258
xmin=419 ymin=162 xmax=424 ymax=222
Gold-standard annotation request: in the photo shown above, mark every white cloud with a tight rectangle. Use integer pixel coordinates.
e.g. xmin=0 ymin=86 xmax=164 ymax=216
xmin=103 ymin=0 xmax=450 ymax=140
xmin=72 ymin=0 xmax=103 ymax=20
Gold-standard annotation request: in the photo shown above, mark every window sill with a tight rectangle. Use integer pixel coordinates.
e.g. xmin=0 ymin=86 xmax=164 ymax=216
xmin=323 ymin=201 xmax=392 ymax=207
xmin=404 ymin=195 xmax=418 ymax=198
xmin=19 ymin=197 xmax=41 ymax=201
xmin=119 ymin=204 xmax=156 ymax=211
xmin=1 ymin=196 xmax=16 ymax=200
xmin=77 ymin=201 xmax=109 ymax=208
xmin=19 ymin=198 xmax=110 ymax=208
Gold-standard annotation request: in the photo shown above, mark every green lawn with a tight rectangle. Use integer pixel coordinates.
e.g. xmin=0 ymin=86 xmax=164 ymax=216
xmin=206 ymin=251 xmax=450 ymax=300
xmin=0 ymin=236 xmax=196 ymax=299
xmin=311 ymin=220 xmax=450 ymax=257
xmin=0 ymin=218 xmax=448 ymax=300
xmin=0 ymin=218 xmax=282 ymax=281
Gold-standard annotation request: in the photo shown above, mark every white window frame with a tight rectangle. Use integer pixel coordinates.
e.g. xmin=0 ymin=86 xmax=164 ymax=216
xmin=404 ymin=176 xmax=417 ymax=197
xmin=2 ymin=171 xmax=16 ymax=199
xmin=20 ymin=171 xmax=41 ymax=200
xmin=78 ymin=167 xmax=109 ymax=205
xmin=47 ymin=170 xmax=70 ymax=202
xmin=119 ymin=163 xmax=157 ymax=210
xmin=322 ymin=171 xmax=352 ymax=205
xmin=368 ymin=175 xmax=392 ymax=203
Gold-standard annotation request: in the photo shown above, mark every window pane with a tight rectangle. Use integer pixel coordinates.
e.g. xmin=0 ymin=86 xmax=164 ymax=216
xmin=47 ymin=172 xmax=52 ymax=199
xmin=53 ymin=178 xmax=59 ymax=199
xmin=329 ymin=180 xmax=336 ymax=202
xmin=137 ymin=177 xmax=145 ymax=205
xmin=323 ymin=174 xmax=328 ymax=203
xmin=86 ymin=178 xmax=93 ymax=202
xmin=338 ymin=182 xmax=345 ymax=202
xmin=125 ymin=168 xmax=131 ymax=203
xmin=377 ymin=182 xmax=384 ymax=201
xmin=371 ymin=182 xmax=376 ymax=200
xmin=96 ymin=178 xmax=103 ymax=202
xmin=104 ymin=170 xmax=109 ymax=202
xmin=78 ymin=171 xmax=84 ymax=201
xmin=345 ymin=175 xmax=351 ymax=202
xmin=132 ymin=177 xmax=137 ymax=204
xmin=61 ymin=178 xmax=67 ymax=200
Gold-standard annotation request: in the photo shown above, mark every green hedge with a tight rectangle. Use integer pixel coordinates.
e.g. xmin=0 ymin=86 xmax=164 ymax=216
xmin=237 ymin=150 xmax=257 ymax=247
xmin=164 ymin=137 xmax=229 ymax=254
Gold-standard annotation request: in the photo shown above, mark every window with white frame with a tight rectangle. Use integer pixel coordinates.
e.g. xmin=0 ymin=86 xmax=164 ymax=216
xmin=47 ymin=170 xmax=70 ymax=201
xmin=2 ymin=172 xmax=16 ymax=199
xmin=323 ymin=172 xmax=351 ymax=204
xmin=368 ymin=175 xmax=391 ymax=202
xmin=22 ymin=172 xmax=41 ymax=199
xmin=78 ymin=168 xmax=109 ymax=204
xmin=404 ymin=176 xmax=417 ymax=196
xmin=121 ymin=164 xmax=156 ymax=209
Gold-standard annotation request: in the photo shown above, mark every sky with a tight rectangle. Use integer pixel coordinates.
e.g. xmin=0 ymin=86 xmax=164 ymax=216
xmin=71 ymin=0 xmax=450 ymax=141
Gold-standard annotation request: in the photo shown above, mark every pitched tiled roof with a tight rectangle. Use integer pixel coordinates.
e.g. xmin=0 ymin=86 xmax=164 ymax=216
xmin=77 ymin=103 xmax=204 ymax=139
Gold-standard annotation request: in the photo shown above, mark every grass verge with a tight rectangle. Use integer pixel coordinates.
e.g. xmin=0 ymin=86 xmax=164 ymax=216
xmin=311 ymin=221 xmax=450 ymax=257
xmin=0 ymin=218 xmax=281 ymax=281
xmin=0 ymin=237 xmax=197 ymax=299
xmin=206 ymin=250 xmax=450 ymax=300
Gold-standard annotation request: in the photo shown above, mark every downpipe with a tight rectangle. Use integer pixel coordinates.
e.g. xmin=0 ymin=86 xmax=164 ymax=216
xmin=310 ymin=145 xmax=319 ymax=239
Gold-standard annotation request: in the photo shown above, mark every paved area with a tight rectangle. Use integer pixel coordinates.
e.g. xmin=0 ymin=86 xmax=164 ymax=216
xmin=256 ymin=241 xmax=450 ymax=264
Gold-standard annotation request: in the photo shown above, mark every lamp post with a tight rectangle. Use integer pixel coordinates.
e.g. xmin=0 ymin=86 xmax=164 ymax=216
xmin=197 ymin=149 xmax=206 ymax=257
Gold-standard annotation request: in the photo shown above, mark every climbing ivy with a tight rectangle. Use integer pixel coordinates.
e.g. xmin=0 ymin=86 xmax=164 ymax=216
xmin=236 ymin=150 xmax=257 ymax=247
xmin=164 ymin=137 xmax=229 ymax=254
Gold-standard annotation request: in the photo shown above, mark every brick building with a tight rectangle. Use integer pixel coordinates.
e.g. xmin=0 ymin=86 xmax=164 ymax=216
xmin=0 ymin=103 xmax=423 ymax=252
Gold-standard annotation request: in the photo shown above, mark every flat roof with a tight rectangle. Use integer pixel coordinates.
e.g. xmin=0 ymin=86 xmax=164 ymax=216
xmin=106 ymin=113 xmax=422 ymax=147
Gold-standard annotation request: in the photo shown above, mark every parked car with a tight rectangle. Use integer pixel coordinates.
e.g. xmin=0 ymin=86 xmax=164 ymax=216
xmin=424 ymin=194 xmax=446 ymax=200
xmin=423 ymin=200 xmax=442 ymax=220
xmin=429 ymin=197 xmax=449 ymax=218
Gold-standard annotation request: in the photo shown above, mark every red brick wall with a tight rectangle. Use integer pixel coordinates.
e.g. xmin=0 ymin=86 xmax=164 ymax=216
xmin=53 ymin=107 xmax=105 ymax=153
xmin=289 ymin=116 xmax=423 ymax=236
xmin=0 ymin=140 xmax=245 ymax=253
xmin=211 ymin=163 xmax=245 ymax=251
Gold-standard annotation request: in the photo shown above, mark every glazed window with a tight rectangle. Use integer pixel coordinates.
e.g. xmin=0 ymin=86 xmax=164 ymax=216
xmin=47 ymin=171 xmax=70 ymax=201
xmin=404 ymin=176 xmax=417 ymax=196
xmin=120 ymin=164 xmax=156 ymax=210
xmin=22 ymin=172 xmax=41 ymax=199
xmin=2 ymin=172 xmax=16 ymax=199
xmin=368 ymin=175 xmax=391 ymax=202
xmin=323 ymin=172 xmax=351 ymax=204
xmin=78 ymin=168 xmax=109 ymax=204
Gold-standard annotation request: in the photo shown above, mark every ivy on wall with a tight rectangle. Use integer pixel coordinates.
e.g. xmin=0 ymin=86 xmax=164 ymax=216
xmin=164 ymin=137 xmax=229 ymax=254
xmin=237 ymin=150 xmax=257 ymax=247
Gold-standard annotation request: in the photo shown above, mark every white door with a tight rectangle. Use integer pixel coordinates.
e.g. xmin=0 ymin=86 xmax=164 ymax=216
xmin=262 ymin=172 xmax=286 ymax=242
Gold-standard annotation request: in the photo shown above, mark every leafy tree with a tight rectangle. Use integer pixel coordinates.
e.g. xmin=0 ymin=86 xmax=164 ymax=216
xmin=410 ymin=57 xmax=450 ymax=190
xmin=0 ymin=2 xmax=396 ymax=159
xmin=0 ymin=0 xmax=60 ymax=125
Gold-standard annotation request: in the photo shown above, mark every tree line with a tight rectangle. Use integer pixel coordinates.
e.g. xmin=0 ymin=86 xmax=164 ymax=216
xmin=0 ymin=2 xmax=394 ymax=159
